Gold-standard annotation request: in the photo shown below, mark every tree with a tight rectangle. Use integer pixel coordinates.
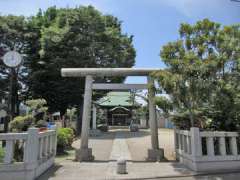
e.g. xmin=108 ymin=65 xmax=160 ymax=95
xmin=26 ymin=6 xmax=136 ymax=126
xmin=25 ymin=98 xmax=48 ymax=121
xmin=153 ymin=19 xmax=240 ymax=129
xmin=155 ymin=96 xmax=173 ymax=114
xmin=133 ymin=91 xmax=149 ymax=127
xmin=0 ymin=15 xmax=29 ymax=119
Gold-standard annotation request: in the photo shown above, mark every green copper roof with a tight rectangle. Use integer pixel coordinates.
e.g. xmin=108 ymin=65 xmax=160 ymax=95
xmin=97 ymin=91 xmax=136 ymax=107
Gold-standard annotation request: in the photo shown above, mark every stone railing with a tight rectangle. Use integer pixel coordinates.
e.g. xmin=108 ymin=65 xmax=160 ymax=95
xmin=0 ymin=128 xmax=57 ymax=180
xmin=175 ymin=127 xmax=240 ymax=172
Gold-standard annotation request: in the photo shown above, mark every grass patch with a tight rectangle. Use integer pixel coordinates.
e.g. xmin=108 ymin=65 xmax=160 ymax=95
xmin=0 ymin=147 xmax=4 ymax=163
xmin=56 ymin=148 xmax=75 ymax=161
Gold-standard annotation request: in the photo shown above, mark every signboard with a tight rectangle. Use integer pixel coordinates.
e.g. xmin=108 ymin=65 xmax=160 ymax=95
xmin=3 ymin=51 xmax=22 ymax=68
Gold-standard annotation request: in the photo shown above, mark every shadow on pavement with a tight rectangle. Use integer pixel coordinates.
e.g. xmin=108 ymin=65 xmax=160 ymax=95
xmin=89 ymin=129 xmax=150 ymax=140
xmin=37 ymin=164 xmax=63 ymax=180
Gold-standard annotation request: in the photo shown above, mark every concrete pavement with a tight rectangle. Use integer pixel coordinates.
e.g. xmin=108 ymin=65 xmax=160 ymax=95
xmin=38 ymin=129 xmax=240 ymax=180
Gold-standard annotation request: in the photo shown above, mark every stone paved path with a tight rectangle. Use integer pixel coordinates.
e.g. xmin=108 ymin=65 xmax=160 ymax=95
xmin=38 ymin=129 xmax=240 ymax=180
xmin=109 ymin=130 xmax=132 ymax=161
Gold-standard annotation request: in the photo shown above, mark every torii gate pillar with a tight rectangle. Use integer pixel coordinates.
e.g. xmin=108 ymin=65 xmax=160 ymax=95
xmin=147 ymin=76 xmax=164 ymax=161
xmin=76 ymin=75 xmax=94 ymax=161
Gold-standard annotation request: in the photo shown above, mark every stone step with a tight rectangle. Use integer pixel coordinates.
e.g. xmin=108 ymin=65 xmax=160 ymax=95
xmin=109 ymin=126 xmax=129 ymax=130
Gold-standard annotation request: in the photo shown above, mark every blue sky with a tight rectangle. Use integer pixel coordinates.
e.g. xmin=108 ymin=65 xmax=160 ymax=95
xmin=0 ymin=0 xmax=239 ymax=83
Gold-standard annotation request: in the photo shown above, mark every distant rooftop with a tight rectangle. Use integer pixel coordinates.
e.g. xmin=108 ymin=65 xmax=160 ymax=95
xmin=96 ymin=91 xmax=138 ymax=107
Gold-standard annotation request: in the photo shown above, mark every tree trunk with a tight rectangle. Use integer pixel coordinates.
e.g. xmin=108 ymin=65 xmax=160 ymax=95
xmin=188 ymin=100 xmax=194 ymax=127
xmin=60 ymin=109 xmax=67 ymax=128
xmin=189 ymin=108 xmax=194 ymax=127
xmin=4 ymin=116 xmax=9 ymax=133
xmin=16 ymin=92 xmax=20 ymax=116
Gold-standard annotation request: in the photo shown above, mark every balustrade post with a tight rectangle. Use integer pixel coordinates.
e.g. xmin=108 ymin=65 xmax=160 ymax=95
xmin=25 ymin=128 xmax=39 ymax=167
xmin=52 ymin=126 xmax=57 ymax=156
xmin=174 ymin=129 xmax=178 ymax=160
xmin=190 ymin=127 xmax=202 ymax=159
xmin=183 ymin=135 xmax=187 ymax=153
xmin=43 ymin=136 xmax=48 ymax=157
xmin=230 ymin=137 xmax=238 ymax=155
xmin=178 ymin=133 xmax=182 ymax=153
xmin=219 ymin=137 xmax=226 ymax=156
xmin=49 ymin=135 xmax=53 ymax=155
xmin=47 ymin=135 xmax=51 ymax=155
xmin=3 ymin=140 xmax=14 ymax=164
xmin=206 ymin=137 xmax=215 ymax=156
xmin=181 ymin=134 xmax=184 ymax=150
xmin=186 ymin=136 xmax=191 ymax=154
xmin=39 ymin=138 xmax=43 ymax=159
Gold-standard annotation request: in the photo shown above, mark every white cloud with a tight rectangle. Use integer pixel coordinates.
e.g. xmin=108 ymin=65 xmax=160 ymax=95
xmin=159 ymin=0 xmax=238 ymax=18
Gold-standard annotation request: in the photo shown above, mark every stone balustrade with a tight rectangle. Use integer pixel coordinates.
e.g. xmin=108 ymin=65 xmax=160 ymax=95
xmin=175 ymin=127 xmax=240 ymax=171
xmin=0 ymin=127 xmax=57 ymax=180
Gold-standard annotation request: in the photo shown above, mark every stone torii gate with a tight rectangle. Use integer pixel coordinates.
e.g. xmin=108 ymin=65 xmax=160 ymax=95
xmin=61 ymin=68 xmax=164 ymax=161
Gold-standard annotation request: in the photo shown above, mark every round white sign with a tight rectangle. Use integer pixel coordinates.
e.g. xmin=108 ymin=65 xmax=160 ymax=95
xmin=3 ymin=51 xmax=22 ymax=68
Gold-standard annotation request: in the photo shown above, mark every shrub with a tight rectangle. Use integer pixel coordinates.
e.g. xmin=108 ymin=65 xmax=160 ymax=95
xmin=0 ymin=147 xmax=4 ymax=163
xmin=35 ymin=120 xmax=48 ymax=128
xmin=61 ymin=128 xmax=74 ymax=145
xmin=10 ymin=115 xmax=34 ymax=132
xmin=57 ymin=128 xmax=74 ymax=154
xmin=171 ymin=110 xmax=208 ymax=130
xmin=97 ymin=124 xmax=108 ymax=132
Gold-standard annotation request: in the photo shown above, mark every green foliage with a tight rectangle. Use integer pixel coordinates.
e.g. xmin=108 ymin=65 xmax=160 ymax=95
xmin=26 ymin=6 xmax=136 ymax=116
xmin=171 ymin=110 xmax=209 ymax=130
xmin=25 ymin=98 xmax=48 ymax=121
xmin=57 ymin=128 xmax=74 ymax=153
xmin=155 ymin=96 xmax=173 ymax=113
xmin=0 ymin=147 xmax=4 ymax=163
xmin=35 ymin=120 xmax=48 ymax=128
xmin=154 ymin=19 xmax=240 ymax=130
xmin=0 ymin=15 xmax=29 ymax=113
xmin=66 ymin=107 xmax=77 ymax=122
xmin=10 ymin=115 xmax=34 ymax=132
xmin=25 ymin=99 xmax=48 ymax=113
xmin=97 ymin=109 xmax=107 ymax=124
xmin=97 ymin=124 xmax=108 ymax=132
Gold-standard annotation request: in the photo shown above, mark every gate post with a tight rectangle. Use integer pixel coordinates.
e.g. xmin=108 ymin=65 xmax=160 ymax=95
xmin=92 ymin=104 xmax=97 ymax=130
xmin=76 ymin=75 xmax=94 ymax=161
xmin=147 ymin=76 xmax=164 ymax=161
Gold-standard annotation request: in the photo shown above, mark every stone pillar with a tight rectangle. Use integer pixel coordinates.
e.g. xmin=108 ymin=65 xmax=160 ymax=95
xmin=25 ymin=128 xmax=39 ymax=180
xmin=206 ymin=137 xmax=215 ymax=156
xmin=92 ymin=105 xmax=97 ymax=130
xmin=230 ymin=137 xmax=238 ymax=156
xmin=147 ymin=76 xmax=164 ymax=161
xmin=25 ymin=128 xmax=39 ymax=165
xmin=76 ymin=75 xmax=94 ymax=161
xmin=190 ymin=127 xmax=202 ymax=158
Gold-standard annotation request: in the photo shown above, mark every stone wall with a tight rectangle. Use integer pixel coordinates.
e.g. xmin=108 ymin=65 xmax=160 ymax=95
xmin=175 ymin=127 xmax=240 ymax=171
xmin=0 ymin=128 xmax=57 ymax=180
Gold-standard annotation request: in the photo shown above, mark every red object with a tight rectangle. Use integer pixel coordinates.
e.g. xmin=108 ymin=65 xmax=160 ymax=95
xmin=39 ymin=127 xmax=47 ymax=132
